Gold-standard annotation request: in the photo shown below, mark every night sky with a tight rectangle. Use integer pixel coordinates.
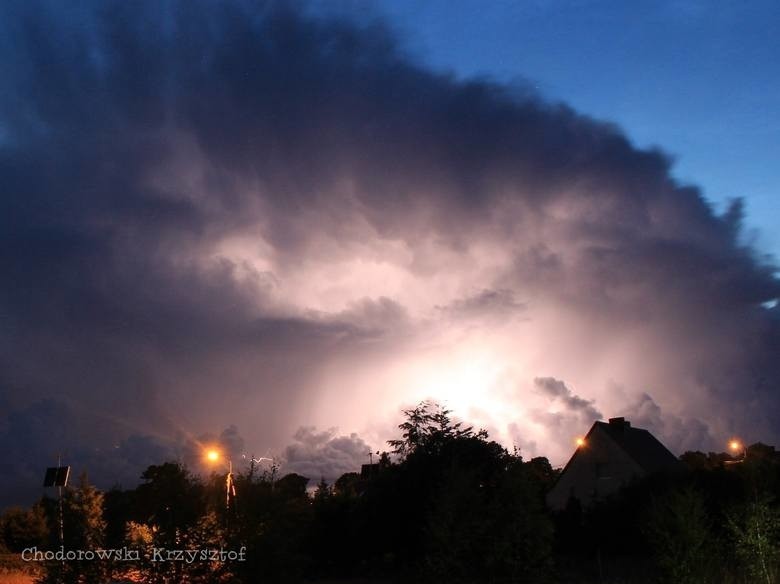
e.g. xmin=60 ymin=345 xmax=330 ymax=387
xmin=1 ymin=0 xmax=778 ymax=506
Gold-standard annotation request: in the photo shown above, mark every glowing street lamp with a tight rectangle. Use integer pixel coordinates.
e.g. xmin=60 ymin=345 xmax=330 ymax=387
xmin=726 ymin=439 xmax=747 ymax=464
xmin=204 ymin=447 xmax=236 ymax=515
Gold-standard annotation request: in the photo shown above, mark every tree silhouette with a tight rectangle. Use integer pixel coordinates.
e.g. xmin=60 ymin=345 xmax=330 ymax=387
xmin=0 ymin=504 xmax=47 ymax=552
xmin=37 ymin=473 xmax=108 ymax=584
xmin=646 ymin=486 xmax=716 ymax=583
xmin=728 ymin=495 xmax=780 ymax=584
xmin=388 ymin=400 xmax=486 ymax=458
xmin=11 ymin=412 xmax=778 ymax=584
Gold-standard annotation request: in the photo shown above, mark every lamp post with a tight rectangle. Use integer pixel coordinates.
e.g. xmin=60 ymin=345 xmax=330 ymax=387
xmin=204 ymin=448 xmax=236 ymax=516
xmin=726 ymin=439 xmax=747 ymax=464
xmin=43 ymin=457 xmax=70 ymax=583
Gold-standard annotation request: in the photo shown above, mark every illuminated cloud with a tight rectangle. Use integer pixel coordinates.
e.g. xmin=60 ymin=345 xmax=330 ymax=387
xmin=0 ymin=0 xmax=777 ymax=503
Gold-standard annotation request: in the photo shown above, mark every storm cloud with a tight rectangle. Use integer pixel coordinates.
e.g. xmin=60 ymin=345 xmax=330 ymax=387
xmin=283 ymin=427 xmax=372 ymax=483
xmin=534 ymin=377 xmax=603 ymax=424
xmin=0 ymin=0 xmax=778 ymax=504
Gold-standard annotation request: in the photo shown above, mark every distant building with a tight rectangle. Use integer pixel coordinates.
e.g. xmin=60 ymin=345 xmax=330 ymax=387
xmin=547 ymin=417 xmax=682 ymax=511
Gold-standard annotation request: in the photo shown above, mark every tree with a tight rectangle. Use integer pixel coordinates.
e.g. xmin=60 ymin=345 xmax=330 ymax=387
xmin=388 ymin=400 xmax=486 ymax=458
xmin=313 ymin=477 xmax=330 ymax=503
xmin=646 ymin=486 xmax=716 ymax=584
xmin=0 ymin=505 xmax=48 ymax=552
xmin=103 ymin=486 xmax=133 ymax=549
xmin=38 ymin=473 xmax=109 ymax=584
xmin=128 ymin=463 xmax=207 ymax=584
xmin=728 ymin=495 xmax=780 ymax=584
xmin=230 ymin=471 xmax=314 ymax=583
xmin=132 ymin=462 xmax=204 ymax=547
xmin=423 ymin=446 xmax=554 ymax=583
xmin=274 ymin=473 xmax=310 ymax=500
xmin=333 ymin=472 xmax=361 ymax=497
xmin=374 ymin=401 xmax=554 ymax=582
xmin=64 ymin=474 xmax=106 ymax=550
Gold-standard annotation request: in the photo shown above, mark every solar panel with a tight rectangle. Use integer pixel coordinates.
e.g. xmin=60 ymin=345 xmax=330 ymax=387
xmin=43 ymin=466 xmax=70 ymax=487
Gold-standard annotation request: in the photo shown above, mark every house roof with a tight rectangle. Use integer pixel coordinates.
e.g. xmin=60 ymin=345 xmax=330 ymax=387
xmin=551 ymin=417 xmax=680 ymax=487
xmin=593 ymin=418 xmax=681 ymax=473
xmin=547 ymin=417 xmax=683 ymax=509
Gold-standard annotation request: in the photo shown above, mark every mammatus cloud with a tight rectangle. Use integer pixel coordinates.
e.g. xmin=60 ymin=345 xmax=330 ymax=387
xmin=0 ymin=0 xmax=778 ymax=504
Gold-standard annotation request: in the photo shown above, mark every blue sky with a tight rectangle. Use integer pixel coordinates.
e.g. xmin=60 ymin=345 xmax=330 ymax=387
xmin=340 ymin=0 xmax=779 ymax=259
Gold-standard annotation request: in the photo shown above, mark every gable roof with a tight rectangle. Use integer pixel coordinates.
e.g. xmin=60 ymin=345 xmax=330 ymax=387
xmin=593 ymin=417 xmax=680 ymax=473
xmin=550 ymin=417 xmax=681 ymax=490
xmin=547 ymin=417 xmax=683 ymax=509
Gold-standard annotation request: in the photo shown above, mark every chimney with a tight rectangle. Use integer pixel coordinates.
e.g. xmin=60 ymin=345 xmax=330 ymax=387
xmin=608 ymin=417 xmax=631 ymax=430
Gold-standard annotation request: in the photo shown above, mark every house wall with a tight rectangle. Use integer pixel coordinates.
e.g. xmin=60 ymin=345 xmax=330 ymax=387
xmin=547 ymin=425 xmax=645 ymax=511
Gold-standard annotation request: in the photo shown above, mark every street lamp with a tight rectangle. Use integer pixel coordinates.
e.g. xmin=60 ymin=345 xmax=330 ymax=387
xmin=726 ymin=439 xmax=747 ymax=464
xmin=204 ymin=448 xmax=236 ymax=515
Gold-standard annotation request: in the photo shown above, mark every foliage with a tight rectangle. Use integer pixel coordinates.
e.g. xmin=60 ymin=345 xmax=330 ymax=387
xmin=132 ymin=462 xmax=205 ymax=546
xmin=333 ymin=471 xmax=361 ymax=497
xmin=645 ymin=486 xmax=716 ymax=583
xmin=379 ymin=401 xmax=554 ymax=582
xmin=37 ymin=473 xmax=109 ymax=584
xmin=388 ymin=400 xmax=487 ymax=458
xmin=424 ymin=451 xmax=554 ymax=583
xmin=727 ymin=495 xmax=780 ymax=584
xmin=124 ymin=463 xmax=219 ymax=584
xmin=230 ymin=471 xmax=313 ymax=583
xmin=1 ymin=505 xmax=48 ymax=552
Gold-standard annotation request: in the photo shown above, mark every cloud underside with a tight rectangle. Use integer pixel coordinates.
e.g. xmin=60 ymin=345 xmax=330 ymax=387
xmin=0 ymin=0 xmax=778 ymax=503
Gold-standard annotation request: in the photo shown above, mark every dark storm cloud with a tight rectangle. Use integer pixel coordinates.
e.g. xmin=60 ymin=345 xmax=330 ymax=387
xmin=618 ymin=392 xmax=711 ymax=455
xmin=283 ymin=427 xmax=372 ymax=482
xmin=0 ymin=398 xmax=178 ymax=503
xmin=0 ymin=0 xmax=778 ymax=503
xmin=534 ymin=377 xmax=603 ymax=424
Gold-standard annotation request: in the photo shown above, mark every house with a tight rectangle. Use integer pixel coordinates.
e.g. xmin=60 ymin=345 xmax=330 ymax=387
xmin=547 ymin=417 xmax=682 ymax=510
